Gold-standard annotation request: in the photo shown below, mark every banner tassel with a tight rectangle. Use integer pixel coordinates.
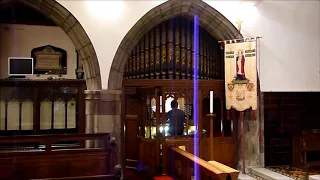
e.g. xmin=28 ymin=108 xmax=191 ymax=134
xmin=251 ymin=110 xmax=256 ymax=120
xmin=259 ymin=133 xmax=263 ymax=142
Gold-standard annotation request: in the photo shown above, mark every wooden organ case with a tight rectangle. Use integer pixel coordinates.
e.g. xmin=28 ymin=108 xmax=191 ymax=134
xmin=122 ymin=16 xmax=238 ymax=176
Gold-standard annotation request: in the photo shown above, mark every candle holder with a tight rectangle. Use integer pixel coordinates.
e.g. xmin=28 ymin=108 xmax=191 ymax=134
xmin=207 ymin=113 xmax=216 ymax=160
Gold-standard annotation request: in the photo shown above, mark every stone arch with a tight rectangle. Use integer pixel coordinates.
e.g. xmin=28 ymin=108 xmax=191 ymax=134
xmin=0 ymin=0 xmax=101 ymax=90
xmin=108 ymin=0 xmax=239 ymax=90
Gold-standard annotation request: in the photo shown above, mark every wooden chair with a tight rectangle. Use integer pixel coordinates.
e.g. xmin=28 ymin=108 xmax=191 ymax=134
xmin=300 ymin=129 xmax=320 ymax=177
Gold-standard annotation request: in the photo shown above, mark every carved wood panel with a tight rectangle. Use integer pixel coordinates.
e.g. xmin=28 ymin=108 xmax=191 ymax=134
xmin=0 ymin=79 xmax=86 ymax=136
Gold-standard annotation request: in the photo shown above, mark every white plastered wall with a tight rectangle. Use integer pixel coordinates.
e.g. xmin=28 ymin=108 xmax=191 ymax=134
xmin=57 ymin=0 xmax=320 ymax=91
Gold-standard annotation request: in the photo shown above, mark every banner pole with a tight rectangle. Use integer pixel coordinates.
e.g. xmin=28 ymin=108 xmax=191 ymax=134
xmin=240 ymin=111 xmax=246 ymax=174
xmin=218 ymin=36 xmax=263 ymax=44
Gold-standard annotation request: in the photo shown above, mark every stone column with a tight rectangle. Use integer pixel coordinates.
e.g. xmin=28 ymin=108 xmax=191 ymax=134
xmin=237 ymin=91 xmax=264 ymax=172
xmin=259 ymin=92 xmax=265 ymax=167
xmin=85 ymin=90 xmax=122 ymax=164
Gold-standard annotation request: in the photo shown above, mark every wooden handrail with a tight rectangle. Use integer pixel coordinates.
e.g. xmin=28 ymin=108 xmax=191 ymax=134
xmin=29 ymin=174 xmax=117 ymax=180
xmin=208 ymin=161 xmax=239 ymax=180
xmin=170 ymin=147 xmax=228 ymax=180
xmin=0 ymin=133 xmax=112 ymax=153
xmin=0 ymin=133 xmax=110 ymax=144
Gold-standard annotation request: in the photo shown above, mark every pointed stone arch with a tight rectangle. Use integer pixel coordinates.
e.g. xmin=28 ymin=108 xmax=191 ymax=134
xmin=0 ymin=0 xmax=101 ymax=90
xmin=108 ymin=0 xmax=240 ymax=90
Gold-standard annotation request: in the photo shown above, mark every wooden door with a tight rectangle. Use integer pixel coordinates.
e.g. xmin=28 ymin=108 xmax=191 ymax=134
xmin=124 ymin=91 xmax=143 ymax=169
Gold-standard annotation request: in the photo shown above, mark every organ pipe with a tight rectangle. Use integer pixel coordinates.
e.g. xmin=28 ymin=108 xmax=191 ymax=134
xmin=124 ymin=16 xmax=223 ymax=80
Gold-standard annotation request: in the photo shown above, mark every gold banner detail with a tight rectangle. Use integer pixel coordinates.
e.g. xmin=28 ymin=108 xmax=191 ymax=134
xmin=225 ymin=41 xmax=258 ymax=111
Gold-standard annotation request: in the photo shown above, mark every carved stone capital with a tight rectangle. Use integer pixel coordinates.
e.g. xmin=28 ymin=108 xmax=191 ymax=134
xmin=85 ymin=89 xmax=122 ymax=101
xmin=85 ymin=90 xmax=122 ymax=115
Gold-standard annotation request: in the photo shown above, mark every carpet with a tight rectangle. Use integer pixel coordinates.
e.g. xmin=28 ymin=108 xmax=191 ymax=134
xmin=267 ymin=166 xmax=320 ymax=180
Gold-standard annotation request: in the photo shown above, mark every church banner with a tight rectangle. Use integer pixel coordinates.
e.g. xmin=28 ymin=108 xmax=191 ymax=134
xmin=224 ymin=40 xmax=257 ymax=112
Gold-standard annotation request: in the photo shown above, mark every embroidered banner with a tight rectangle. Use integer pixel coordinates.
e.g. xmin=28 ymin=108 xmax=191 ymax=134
xmin=224 ymin=41 xmax=257 ymax=111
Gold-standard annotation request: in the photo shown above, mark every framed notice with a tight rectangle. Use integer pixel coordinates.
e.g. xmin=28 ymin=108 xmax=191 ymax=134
xmin=31 ymin=45 xmax=67 ymax=74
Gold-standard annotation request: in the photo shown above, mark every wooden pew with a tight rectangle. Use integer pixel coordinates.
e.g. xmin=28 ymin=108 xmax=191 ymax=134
xmin=30 ymin=175 xmax=117 ymax=180
xmin=0 ymin=133 xmax=116 ymax=180
xmin=207 ymin=161 xmax=239 ymax=180
xmin=300 ymin=129 xmax=320 ymax=175
xmin=168 ymin=147 xmax=229 ymax=180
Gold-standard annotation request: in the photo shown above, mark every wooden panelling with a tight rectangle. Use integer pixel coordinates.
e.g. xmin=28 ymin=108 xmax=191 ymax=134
xmin=139 ymin=137 xmax=159 ymax=175
xmin=122 ymin=80 xmax=234 ymax=176
xmin=202 ymin=137 xmax=237 ymax=168
xmin=264 ymin=92 xmax=320 ymax=167
xmin=0 ymin=133 xmax=115 ymax=180
xmin=0 ymin=79 xmax=86 ymax=136
xmin=124 ymin=115 xmax=139 ymax=168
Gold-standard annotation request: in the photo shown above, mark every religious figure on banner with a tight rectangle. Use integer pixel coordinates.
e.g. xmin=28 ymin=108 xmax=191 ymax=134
xmin=235 ymin=49 xmax=246 ymax=81
xmin=224 ymin=41 xmax=257 ymax=112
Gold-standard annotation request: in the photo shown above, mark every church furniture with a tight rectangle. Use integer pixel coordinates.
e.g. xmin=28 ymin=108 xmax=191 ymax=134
xmin=30 ymin=175 xmax=117 ymax=180
xmin=207 ymin=161 xmax=239 ymax=180
xmin=299 ymin=129 xmax=320 ymax=176
xmin=0 ymin=79 xmax=86 ymax=137
xmin=121 ymin=15 xmax=238 ymax=177
xmin=123 ymin=80 xmax=237 ymax=177
xmin=168 ymin=147 xmax=239 ymax=180
xmin=0 ymin=133 xmax=116 ymax=180
xmin=263 ymin=92 xmax=320 ymax=167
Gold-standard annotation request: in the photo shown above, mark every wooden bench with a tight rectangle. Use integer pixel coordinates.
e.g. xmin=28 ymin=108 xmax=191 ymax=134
xmin=0 ymin=133 xmax=117 ymax=180
xmin=168 ymin=147 xmax=239 ymax=180
xmin=300 ymin=129 xmax=320 ymax=175
xmin=30 ymin=175 xmax=117 ymax=180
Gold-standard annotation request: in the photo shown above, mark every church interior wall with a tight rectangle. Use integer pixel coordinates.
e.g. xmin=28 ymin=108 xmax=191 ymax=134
xmin=0 ymin=24 xmax=77 ymax=79
xmin=57 ymin=0 xmax=320 ymax=91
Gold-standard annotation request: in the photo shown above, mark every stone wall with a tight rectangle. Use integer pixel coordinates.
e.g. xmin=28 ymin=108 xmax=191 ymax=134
xmin=0 ymin=0 xmax=102 ymax=90
xmin=238 ymin=92 xmax=265 ymax=172
xmin=85 ymin=90 xmax=122 ymax=164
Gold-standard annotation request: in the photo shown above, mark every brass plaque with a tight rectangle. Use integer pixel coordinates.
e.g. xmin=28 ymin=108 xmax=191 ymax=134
xmin=34 ymin=46 xmax=62 ymax=70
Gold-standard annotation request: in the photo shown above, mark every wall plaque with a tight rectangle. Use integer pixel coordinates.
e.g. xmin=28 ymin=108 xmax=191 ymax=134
xmin=31 ymin=45 xmax=67 ymax=74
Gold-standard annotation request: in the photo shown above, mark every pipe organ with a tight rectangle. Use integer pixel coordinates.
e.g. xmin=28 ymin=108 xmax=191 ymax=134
xmin=124 ymin=16 xmax=223 ymax=80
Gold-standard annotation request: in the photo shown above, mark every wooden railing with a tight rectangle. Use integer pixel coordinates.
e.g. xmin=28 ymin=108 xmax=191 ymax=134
xmin=30 ymin=175 xmax=117 ymax=180
xmin=0 ymin=133 xmax=117 ymax=180
xmin=0 ymin=133 xmax=110 ymax=151
xmin=168 ymin=147 xmax=239 ymax=180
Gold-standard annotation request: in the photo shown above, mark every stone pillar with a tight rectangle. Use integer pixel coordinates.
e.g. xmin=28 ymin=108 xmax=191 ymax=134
xmin=259 ymin=92 xmax=265 ymax=167
xmin=238 ymin=91 xmax=264 ymax=172
xmin=85 ymin=90 xmax=122 ymax=164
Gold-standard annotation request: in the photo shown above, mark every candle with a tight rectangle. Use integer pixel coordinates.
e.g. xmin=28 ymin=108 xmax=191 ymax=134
xmin=160 ymin=96 xmax=162 ymax=106
xmin=210 ymin=91 xmax=213 ymax=114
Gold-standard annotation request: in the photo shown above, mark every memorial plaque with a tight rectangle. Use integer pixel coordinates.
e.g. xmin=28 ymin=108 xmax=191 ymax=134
xmin=31 ymin=45 xmax=67 ymax=74
xmin=34 ymin=54 xmax=61 ymax=70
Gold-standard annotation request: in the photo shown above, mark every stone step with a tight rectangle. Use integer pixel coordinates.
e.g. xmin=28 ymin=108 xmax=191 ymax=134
xmin=238 ymin=173 xmax=256 ymax=180
xmin=249 ymin=167 xmax=294 ymax=180
xmin=310 ymin=175 xmax=320 ymax=180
